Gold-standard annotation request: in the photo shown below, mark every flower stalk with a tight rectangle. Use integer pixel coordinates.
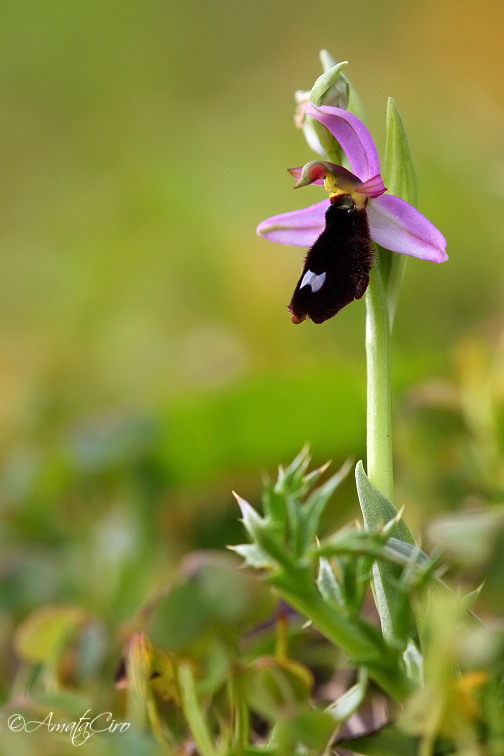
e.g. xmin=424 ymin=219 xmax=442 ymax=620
xmin=362 ymin=99 xmax=420 ymax=641
xmin=365 ymin=98 xmax=418 ymax=501
xmin=365 ymin=252 xmax=394 ymax=503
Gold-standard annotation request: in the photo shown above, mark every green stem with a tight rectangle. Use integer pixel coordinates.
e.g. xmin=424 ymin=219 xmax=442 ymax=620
xmin=359 ymin=99 xmax=420 ymax=643
xmin=178 ymin=663 xmax=219 ymax=756
xmin=365 ymin=253 xmax=394 ymax=502
xmin=364 ymin=252 xmax=402 ymax=643
xmin=228 ymin=673 xmax=250 ymax=752
xmin=269 ymin=569 xmax=414 ymax=702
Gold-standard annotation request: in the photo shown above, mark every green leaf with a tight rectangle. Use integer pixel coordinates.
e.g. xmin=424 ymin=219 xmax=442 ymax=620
xmin=326 ymin=667 xmax=368 ymax=722
xmin=126 ymin=633 xmax=150 ymax=730
xmin=14 ymin=605 xmax=86 ymax=665
xmin=178 ymin=662 xmax=220 ymax=756
xmin=355 ymin=462 xmax=414 ymax=545
xmin=244 ymin=656 xmax=313 ymax=722
xmin=402 ymin=639 xmax=424 ymax=687
xmin=297 ymin=458 xmax=352 ymax=555
xmin=275 ymin=445 xmax=311 ymax=496
xmin=234 ymin=491 xmax=266 ymax=540
xmin=229 ymin=543 xmax=273 ymax=569
xmin=381 ymin=98 xmax=418 ymax=326
xmin=262 ymin=479 xmax=287 ymax=528
xmin=317 ymin=557 xmax=344 ymax=609
xmin=355 ymin=461 xmax=415 ymax=642
xmin=338 ymin=724 xmax=418 ymax=756
xmin=386 ymin=537 xmax=429 ymax=565
xmin=284 ymin=709 xmax=338 ymax=752
xmin=147 ymin=554 xmax=275 ymax=654
xmin=298 ymin=460 xmax=331 ymax=497
xmin=383 ymin=98 xmax=417 ymax=206
xmin=385 ymin=540 xmax=434 ymax=641
xmin=17 ymin=690 xmax=93 ymax=718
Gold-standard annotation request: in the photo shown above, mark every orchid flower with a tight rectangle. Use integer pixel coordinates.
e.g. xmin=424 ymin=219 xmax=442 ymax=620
xmin=257 ymin=103 xmax=447 ymax=324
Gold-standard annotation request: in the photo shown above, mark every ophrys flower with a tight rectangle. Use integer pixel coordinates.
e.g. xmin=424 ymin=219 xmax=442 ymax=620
xmin=257 ymin=104 xmax=447 ymax=324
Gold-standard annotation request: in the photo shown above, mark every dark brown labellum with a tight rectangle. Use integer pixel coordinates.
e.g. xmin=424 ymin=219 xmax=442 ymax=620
xmin=288 ymin=194 xmax=374 ymax=324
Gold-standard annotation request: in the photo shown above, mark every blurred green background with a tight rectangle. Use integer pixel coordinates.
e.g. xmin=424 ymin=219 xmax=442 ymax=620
xmin=1 ymin=0 xmax=504 ymax=705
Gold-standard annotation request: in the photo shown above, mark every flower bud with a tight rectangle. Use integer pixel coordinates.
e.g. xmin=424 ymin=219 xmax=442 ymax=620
xmin=310 ymin=58 xmax=349 ymax=110
xmin=311 ymin=58 xmax=365 ymax=164
xmin=294 ymin=54 xmax=350 ymax=164
xmin=294 ymin=89 xmax=326 ymax=158
xmin=294 ymin=51 xmax=369 ymax=165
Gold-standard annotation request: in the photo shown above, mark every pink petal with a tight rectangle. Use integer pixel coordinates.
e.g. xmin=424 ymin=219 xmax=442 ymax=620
xmin=306 ymin=103 xmax=381 ymax=182
xmin=367 ymin=194 xmax=448 ymax=262
xmin=287 ymin=166 xmax=324 ymax=185
xmin=355 ymin=174 xmax=386 ymax=199
xmin=256 ymin=198 xmax=329 ymax=247
xmin=288 ymin=166 xmax=303 ymax=179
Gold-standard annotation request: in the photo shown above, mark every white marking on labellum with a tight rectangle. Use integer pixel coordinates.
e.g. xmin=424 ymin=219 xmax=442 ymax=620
xmin=300 ymin=270 xmax=326 ymax=293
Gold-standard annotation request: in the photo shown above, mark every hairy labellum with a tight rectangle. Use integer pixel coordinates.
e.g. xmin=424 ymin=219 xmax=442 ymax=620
xmin=288 ymin=194 xmax=374 ymax=324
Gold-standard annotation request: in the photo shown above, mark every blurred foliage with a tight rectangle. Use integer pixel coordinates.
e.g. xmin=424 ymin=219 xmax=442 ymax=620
xmin=396 ymin=327 xmax=504 ymax=527
xmin=3 ymin=454 xmax=504 ymax=754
